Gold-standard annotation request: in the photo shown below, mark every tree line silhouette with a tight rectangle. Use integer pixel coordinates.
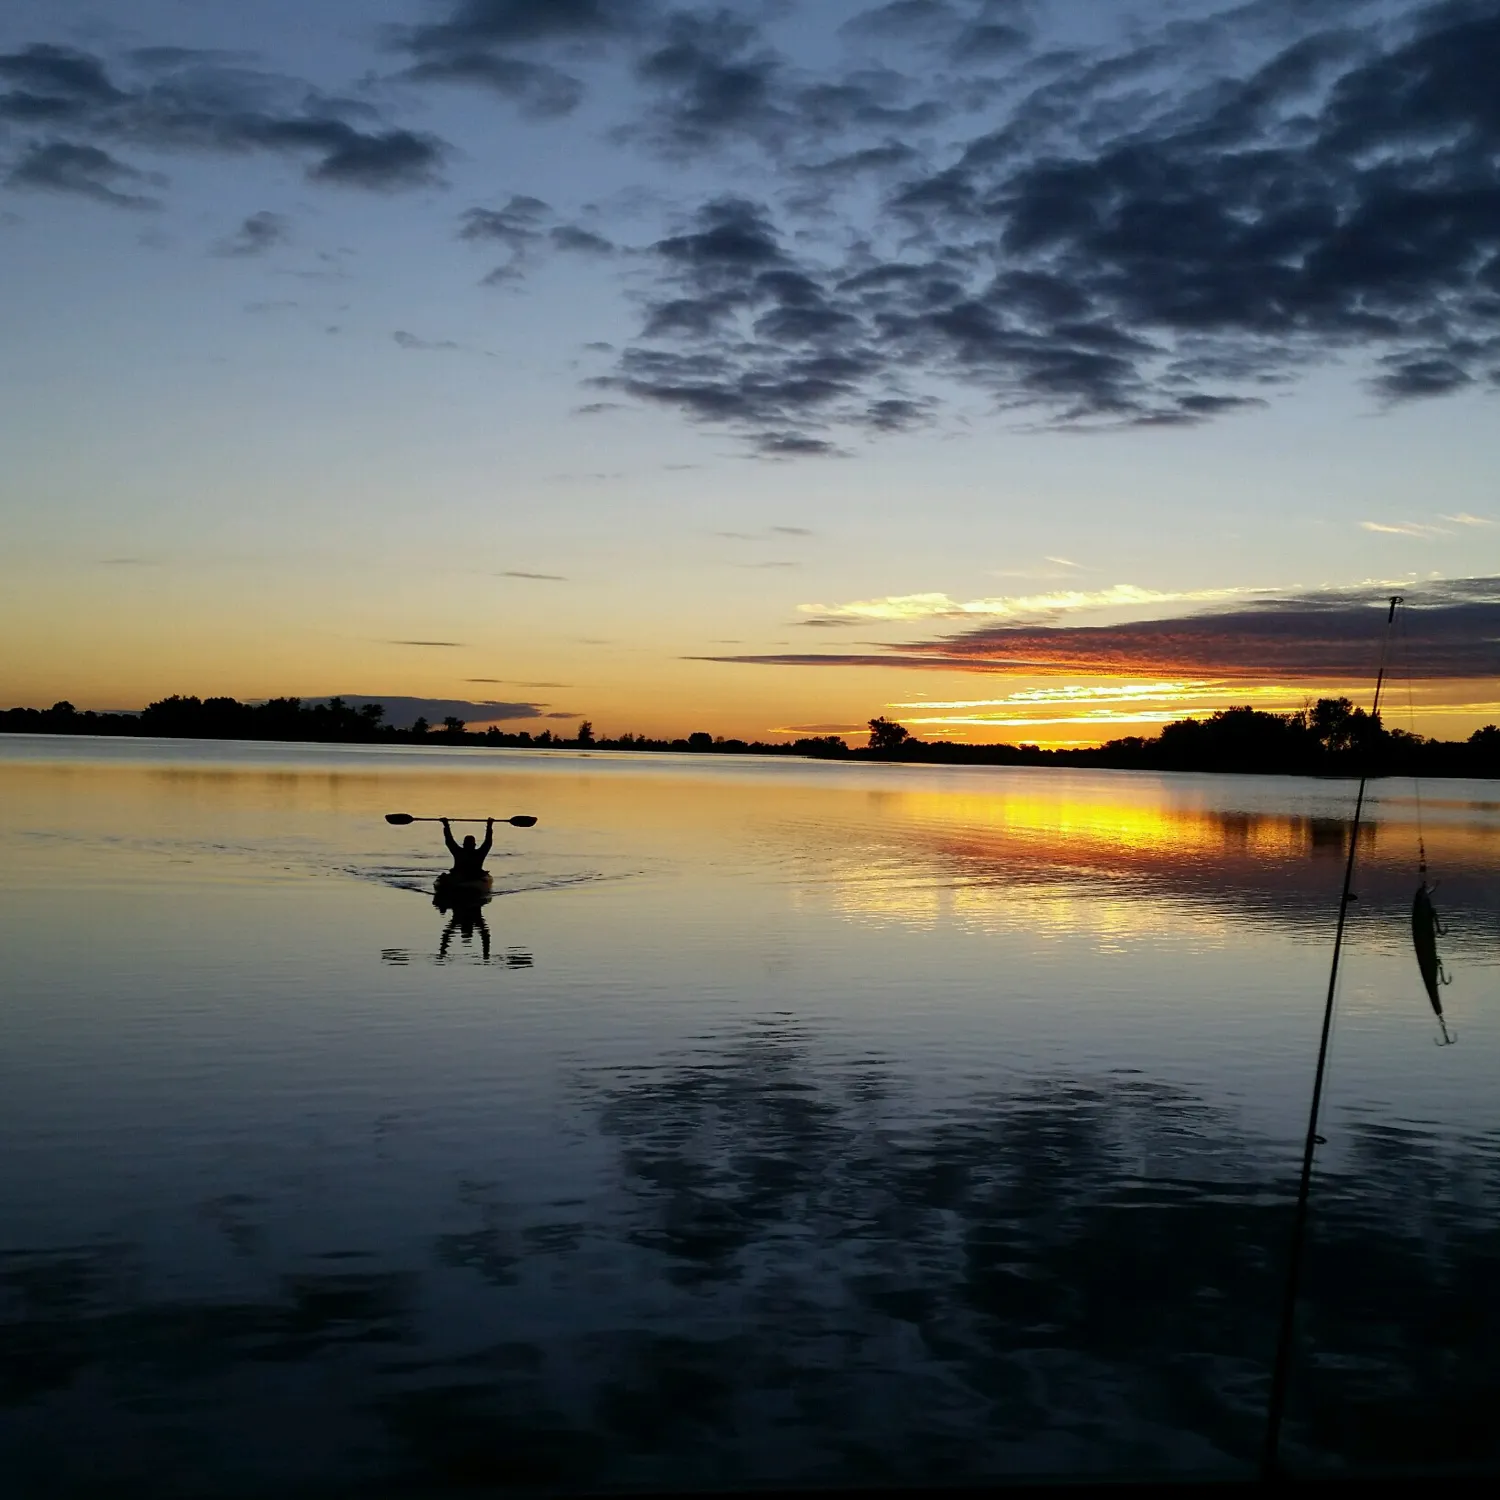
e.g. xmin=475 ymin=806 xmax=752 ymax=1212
xmin=2 ymin=694 xmax=1497 ymax=777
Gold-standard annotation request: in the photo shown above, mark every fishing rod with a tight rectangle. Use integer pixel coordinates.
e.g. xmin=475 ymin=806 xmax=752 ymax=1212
xmin=385 ymin=813 xmax=537 ymax=827
xmin=1260 ymin=593 xmax=1402 ymax=1480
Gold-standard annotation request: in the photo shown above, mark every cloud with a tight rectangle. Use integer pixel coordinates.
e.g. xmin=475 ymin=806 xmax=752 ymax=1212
xmin=628 ymin=9 xmax=785 ymax=153
xmin=459 ymin=194 xmax=559 ymax=281
xmin=593 ymin=196 xmax=924 ymax=450
xmin=892 ymin=681 xmax=1229 ymax=709
xmin=400 ymin=0 xmax=962 ymax=157
xmin=291 ymin=124 xmax=442 ymax=188
xmin=773 ymin=722 xmax=870 ymax=734
xmin=795 ymin=140 xmax=921 ymax=179
xmin=593 ymin=1 xmax=1500 ymax=450
xmin=702 ymin=577 xmax=1500 ymax=681
xmin=11 ymin=2 xmax=1499 ymax=452
xmin=1360 ymin=521 xmax=1450 ymax=537
xmin=550 ymin=223 xmax=614 ymax=254
xmin=1371 ymin=356 xmax=1475 ymax=401
xmin=393 ymin=330 xmax=464 ymax=352
xmin=316 ymin=695 xmax=547 ymax=728
xmin=499 ymin=570 xmax=567 ymax=580
xmin=5 ymin=140 xmax=161 ymax=208
xmin=799 ymin=582 xmax=1271 ymax=623
xmin=403 ymin=52 xmax=583 ymax=116
xmin=1 ymin=44 xmax=445 ymax=205
xmin=214 ymin=209 xmax=287 ymax=257
xmin=758 ymin=431 xmax=844 ymax=457
xmin=721 ymin=525 xmax=818 ymax=539
xmin=0 ymin=43 xmax=123 ymax=120
xmin=402 ymin=0 xmax=642 ymax=51
xmin=386 ymin=639 xmax=466 ymax=647
xmin=841 ymin=0 xmax=1034 ymax=59
xmin=460 ymin=194 xmax=551 ymax=246
xmin=1441 ymin=513 xmax=1495 ymax=527
xmin=396 ymin=0 xmax=647 ymax=116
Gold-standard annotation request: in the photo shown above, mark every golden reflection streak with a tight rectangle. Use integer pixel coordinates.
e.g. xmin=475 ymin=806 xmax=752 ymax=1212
xmin=784 ymin=785 xmax=1499 ymax=940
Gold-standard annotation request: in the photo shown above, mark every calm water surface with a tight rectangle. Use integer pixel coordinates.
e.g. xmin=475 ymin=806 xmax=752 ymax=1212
xmin=3 ymin=736 xmax=1499 ymax=1495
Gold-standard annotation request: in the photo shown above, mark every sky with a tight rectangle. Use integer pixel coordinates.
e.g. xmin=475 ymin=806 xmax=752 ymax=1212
xmin=2 ymin=0 xmax=1498 ymax=745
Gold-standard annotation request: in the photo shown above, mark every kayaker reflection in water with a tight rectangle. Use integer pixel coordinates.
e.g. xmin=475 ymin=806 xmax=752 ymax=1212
xmin=438 ymin=905 xmax=490 ymax=963
xmin=441 ymin=817 xmax=493 ymax=878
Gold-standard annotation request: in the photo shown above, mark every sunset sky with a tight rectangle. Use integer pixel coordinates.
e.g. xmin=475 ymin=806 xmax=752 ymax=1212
xmin=2 ymin=0 xmax=1497 ymax=744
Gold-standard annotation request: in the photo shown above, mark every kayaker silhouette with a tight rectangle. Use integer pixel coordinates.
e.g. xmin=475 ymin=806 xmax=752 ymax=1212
xmin=442 ymin=817 xmax=493 ymax=879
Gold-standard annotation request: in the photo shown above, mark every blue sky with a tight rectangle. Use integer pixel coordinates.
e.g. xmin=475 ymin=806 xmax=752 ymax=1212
xmin=3 ymin=0 xmax=1497 ymax=740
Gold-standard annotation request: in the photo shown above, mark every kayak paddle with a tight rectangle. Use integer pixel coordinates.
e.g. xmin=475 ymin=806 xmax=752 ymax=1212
xmin=385 ymin=813 xmax=538 ymax=827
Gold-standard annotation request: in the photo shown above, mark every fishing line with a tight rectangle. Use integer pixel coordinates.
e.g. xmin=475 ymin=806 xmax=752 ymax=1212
xmin=1337 ymin=602 xmax=1400 ymax=1083
xmin=1397 ymin=603 xmax=1428 ymax=877
xmin=1398 ymin=602 xmax=1457 ymax=1047
xmin=1261 ymin=593 xmax=1402 ymax=1480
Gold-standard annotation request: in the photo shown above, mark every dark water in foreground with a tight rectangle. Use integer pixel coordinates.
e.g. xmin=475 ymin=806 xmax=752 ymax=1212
xmin=2 ymin=736 xmax=1499 ymax=1494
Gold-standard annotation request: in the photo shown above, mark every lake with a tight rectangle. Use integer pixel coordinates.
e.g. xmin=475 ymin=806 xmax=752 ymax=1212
xmin=2 ymin=735 xmax=1498 ymax=1495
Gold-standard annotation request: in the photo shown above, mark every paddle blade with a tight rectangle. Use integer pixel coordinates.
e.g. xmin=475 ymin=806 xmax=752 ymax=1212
xmin=509 ymin=815 xmax=538 ymax=827
xmin=384 ymin=813 xmax=416 ymax=825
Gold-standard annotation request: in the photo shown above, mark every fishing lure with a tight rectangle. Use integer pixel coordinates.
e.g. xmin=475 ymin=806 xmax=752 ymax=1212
xmin=1411 ymin=880 xmax=1455 ymax=1045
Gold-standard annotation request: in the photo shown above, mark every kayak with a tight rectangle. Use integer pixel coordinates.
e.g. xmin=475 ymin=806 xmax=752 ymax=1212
xmin=434 ymin=870 xmax=493 ymax=905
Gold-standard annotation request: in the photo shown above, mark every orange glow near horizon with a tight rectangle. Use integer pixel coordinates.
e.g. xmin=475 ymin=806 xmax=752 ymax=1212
xmin=6 ymin=667 xmax=1495 ymax=751
xmin=1 ymin=566 xmax=1494 ymax=750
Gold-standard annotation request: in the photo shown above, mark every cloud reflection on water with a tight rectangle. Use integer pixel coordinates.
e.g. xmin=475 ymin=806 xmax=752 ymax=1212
xmin=4 ymin=1026 xmax=1499 ymax=1491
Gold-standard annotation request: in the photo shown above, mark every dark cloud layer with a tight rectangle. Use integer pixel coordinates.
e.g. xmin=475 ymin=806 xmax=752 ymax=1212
xmin=598 ymin=0 xmax=1500 ymax=449
xmin=5 ymin=140 xmax=160 ymax=208
xmin=595 ymin=196 xmax=925 ymax=451
xmin=397 ymin=0 xmax=649 ymax=115
xmin=702 ymin=578 xmax=1500 ymax=681
xmin=5 ymin=2 xmax=1499 ymax=453
xmin=0 ymin=43 xmax=444 ymax=204
xmin=403 ymin=0 xmax=956 ymax=156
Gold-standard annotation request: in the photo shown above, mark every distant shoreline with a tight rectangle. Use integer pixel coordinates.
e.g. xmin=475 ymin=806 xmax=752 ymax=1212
xmin=4 ymin=695 xmax=1497 ymax=780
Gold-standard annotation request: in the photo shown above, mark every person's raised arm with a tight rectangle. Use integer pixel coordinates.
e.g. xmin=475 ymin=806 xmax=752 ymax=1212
xmin=477 ymin=817 xmax=494 ymax=859
xmin=441 ymin=817 xmax=461 ymax=858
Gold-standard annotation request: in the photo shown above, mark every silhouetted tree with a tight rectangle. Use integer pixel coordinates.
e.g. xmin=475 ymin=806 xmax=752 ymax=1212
xmin=792 ymin=735 xmax=849 ymax=758
xmin=1308 ymin=695 xmax=1384 ymax=756
xmin=1156 ymin=705 xmax=1315 ymax=773
xmin=7 ymin=689 xmax=1500 ymax=779
xmin=1471 ymin=724 xmax=1500 ymax=775
xmin=867 ymin=716 xmax=910 ymax=754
